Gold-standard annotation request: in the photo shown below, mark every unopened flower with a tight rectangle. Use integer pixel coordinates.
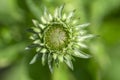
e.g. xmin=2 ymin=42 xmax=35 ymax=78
xmin=26 ymin=4 xmax=95 ymax=72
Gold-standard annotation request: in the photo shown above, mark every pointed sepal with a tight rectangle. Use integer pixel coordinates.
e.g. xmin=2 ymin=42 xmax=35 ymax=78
xmin=78 ymin=34 xmax=95 ymax=41
xmin=54 ymin=7 xmax=59 ymax=18
xmin=75 ymin=23 xmax=90 ymax=29
xmin=29 ymin=54 xmax=39 ymax=64
xmin=58 ymin=4 xmax=65 ymax=18
xmin=42 ymin=53 xmax=47 ymax=66
xmin=32 ymin=19 xmax=39 ymax=27
xmin=25 ymin=44 xmax=40 ymax=50
xmin=73 ymin=49 xmax=91 ymax=58
xmin=64 ymin=55 xmax=73 ymax=70
xmin=48 ymin=53 xmax=53 ymax=73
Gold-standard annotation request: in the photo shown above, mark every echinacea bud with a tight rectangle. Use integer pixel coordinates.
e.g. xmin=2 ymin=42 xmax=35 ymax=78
xmin=26 ymin=4 xmax=95 ymax=72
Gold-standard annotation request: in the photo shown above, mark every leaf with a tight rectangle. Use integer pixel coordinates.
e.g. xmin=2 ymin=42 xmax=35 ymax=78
xmin=25 ymin=44 xmax=40 ymax=50
xmin=75 ymin=23 xmax=90 ymax=29
xmin=66 ymin=10 xmax=76 ymax=23
xmin=32 ymin=19 xmax=39 ymax=27
xmin=42 ymin=53 xmax=47 ymax=66
xmin=26 ymin=28 xmax=37 ymax=34
xmin=39 ymin=24 xmax=46 ymax=29
xmin=43 ymin=7 xmax=54 ymax=22
xmin=68 ymin=9 xmax=76 ymax=19
xmin=77 ymin=43 xmax=88 ymax=48
xmin=41 ymin=16 xmax=47 ymax=24
xmin=73 ymin=49 xmax=91 ymax=58
xmin=29 ymin=54 xmax=39 ymax=64
xmin=58 ymin=4 xmax=65 ymax=18
xmin=44 ymin=7 xmax=48 ymax=17
xmin=54 ymin=7 xmax=59 ymax=18
xmin=29 ymin=34 xmax=39 ymax=40
xmin=48 ymin=53 xmax=53 ymax=73
xmin=48 ymin=14 xmax=53 ymax=21
xmin=62 ymin=13 xmax=67 ymax=21
xmin=64 ymin=55 xmax=73 ymax=70
xmin=78 ymin=34 xmax=95 ymax=41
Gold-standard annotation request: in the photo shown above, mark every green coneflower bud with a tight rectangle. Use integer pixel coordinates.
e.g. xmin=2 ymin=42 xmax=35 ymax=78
xmin=26 ymin=4 xmax=95 ymax=72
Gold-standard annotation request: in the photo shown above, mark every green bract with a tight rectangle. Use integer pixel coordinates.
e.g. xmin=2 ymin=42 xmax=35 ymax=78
xmin=26 ymin=4 xmax=95 ymax=72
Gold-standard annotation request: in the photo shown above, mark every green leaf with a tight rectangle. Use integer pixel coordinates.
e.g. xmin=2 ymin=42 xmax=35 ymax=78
xmin=73 ymin=49 xmax=91 ymax=58
xmin=75 ymin=23 xmax=90 ymax=29
xmin=64 ymin=55 xmax=73 ymax=70
xmin=29 ymin=53 xmax=39 ymax=64
xmin=66 ymin=9 xmax=76 ymax=22
xmin=26 ymin=28 xmax=37 ymax=34
xmin=32 ymin=19 xmax=39 ymax=27
xmin=48 ymin=53 xmax=53 ymax=73
xmin=42 ymin=53 xmax=47 ymax=66
xmin=58 ymin=4 xmax=65 ymax=18
xmin=25 ymin=44 xmax=40 ymax=50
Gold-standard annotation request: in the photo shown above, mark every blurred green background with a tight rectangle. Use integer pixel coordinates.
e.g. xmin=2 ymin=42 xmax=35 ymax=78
xmin=0 ymin=0 xmax=120 ymax=80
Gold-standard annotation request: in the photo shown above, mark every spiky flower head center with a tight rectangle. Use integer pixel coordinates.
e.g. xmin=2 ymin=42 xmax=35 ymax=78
xmin=44 ymin=24 xmax=69 ymax=51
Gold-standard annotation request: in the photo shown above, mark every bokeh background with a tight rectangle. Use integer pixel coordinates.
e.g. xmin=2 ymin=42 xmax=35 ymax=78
xmin=0 ymin=0 xmax=120 ymax=80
